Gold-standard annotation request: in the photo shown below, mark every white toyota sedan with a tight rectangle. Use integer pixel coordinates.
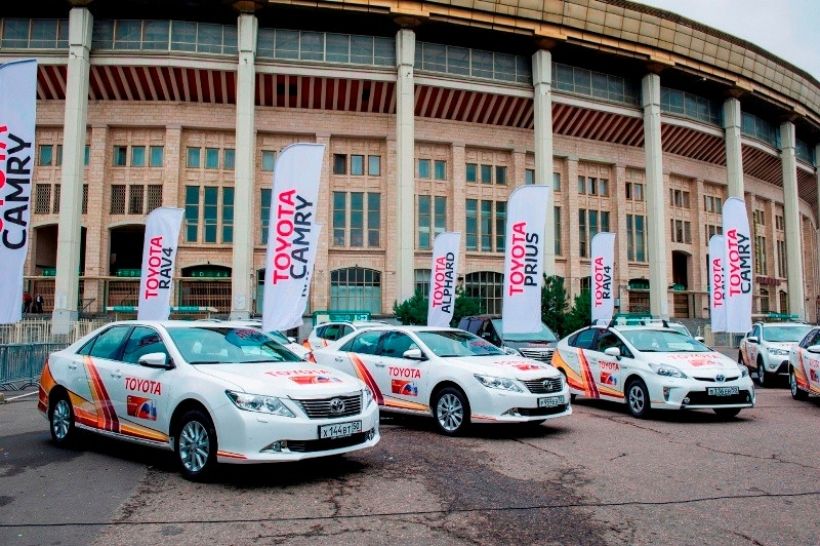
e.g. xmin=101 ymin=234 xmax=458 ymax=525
xmin=38 ymin=321 xmax=379 ymax=480
xmin=312 ymin=326 xmax=571 ymax=435
xmin=553 ymin=324 xmax=755 ymax=419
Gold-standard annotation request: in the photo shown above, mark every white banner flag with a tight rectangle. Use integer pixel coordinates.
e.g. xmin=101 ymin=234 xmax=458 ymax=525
xmin=263 ymin=143 xmax=325 ymax=332
xmin=502 ymin=185 xmax=551 ymax=334
xmin=0 ymin=60 xmax=37 ymax=325
xmin=708 ymin=234 xmax=727 ymax=333
xmin=590 ymin=232 xmax=616 ymax=324
xmin=282 ymin=224 xmax=322 ymax=330
xmin=138 ymin=207 xmax=184 ymax=321
xmin=427 ymin=232 xmax=460 ymax=327
xmin=722 ymin=197 xmax=753 ymax=333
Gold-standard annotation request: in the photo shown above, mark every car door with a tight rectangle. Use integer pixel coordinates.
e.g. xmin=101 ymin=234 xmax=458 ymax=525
xmin=375 ymin=331 xmax=429 ymax=409
xmin=593 ymin=331 xmax=633 ymax=399
xmin=558 ymin=328 xmax=600 ymax=397
xmin=797 ymin=328 xmax=820 ymax=392
xmin=331 ymin=330 xmax=386 ymax=404
xmin=746 ymin=324 xmax=762 ymax=365
xmin=108 ymin=326 xmax=172 ymax=436
xmin=83 ymin=325 xmax=132 ymax=433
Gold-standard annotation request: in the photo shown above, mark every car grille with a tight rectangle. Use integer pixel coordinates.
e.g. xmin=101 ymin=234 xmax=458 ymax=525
xmin=693 ymin=376 xmax=740 ymax=382
xmin=517 ymin=404 xmax=569 ymax=417
xmin=295 ymin=394 xmax=362 ymax=419
xmin=519 ymin=348 xmax=555 ymax=364
xmin=522 ymin=376 xmax=564 ymax=394
xmin=287 ymin=432 xmax=369 ymax=453
xmin=683 ymin=390 xmax=752 ymax=406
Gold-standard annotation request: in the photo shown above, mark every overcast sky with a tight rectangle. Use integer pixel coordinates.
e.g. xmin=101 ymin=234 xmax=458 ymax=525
xmin=632 ymin=0 xmax=820 ymax=81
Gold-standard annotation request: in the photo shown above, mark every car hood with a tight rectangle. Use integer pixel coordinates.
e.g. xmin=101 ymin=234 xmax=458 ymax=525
xmin=647 ymin=352 xmax=742 ymax=376
xmin=503 ymin=340 xmax=557 ymax=350
xmin=194 ymin=363 xmax=363 ymax=397
xmin=763 ymin=342 xmax=796 ymax=351
xmin=448 ymin=355 xmax=561 ymax=379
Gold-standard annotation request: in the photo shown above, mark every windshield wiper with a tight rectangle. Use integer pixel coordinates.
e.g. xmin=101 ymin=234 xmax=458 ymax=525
xmin=187 ymin=360 xmax=223 ymax=365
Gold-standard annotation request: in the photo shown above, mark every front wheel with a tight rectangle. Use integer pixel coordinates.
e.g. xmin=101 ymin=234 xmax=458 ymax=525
xmin=714 ymin=408 xmax=741 ymax=419
xmin=790 ymin=367 xmax=809 ymax=401
xmin=625 ymin=379 xmax=651 ymax=419
xmin=433 ymin=387 xmax=470 ymax=436
xmin=49 ymin=393 xmax=78 ymax=447
xmin=756 ymin=358 xmax=769 ymax=388
xmin=175 ymin=410 xmax=218 ymax=481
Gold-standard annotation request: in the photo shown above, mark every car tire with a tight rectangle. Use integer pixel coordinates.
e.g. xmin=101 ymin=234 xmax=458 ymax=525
xmin=625 ymin=378 xmax=651 ymax=419
xmin=175 ymin=409 xmax=218 ymax=481
xmin=558 ymin=369 xmax=577 ymax=402
xmin=737 ymin=351 xmax=744 ymax=365
xmin=713 ymin=408 xmax=741 ymax=419
xmin=433 ymin=387 xmax=470 ymax=436
xmin=49 ymin=392 xmax=78 ymax=447
xmin=789 ymin=367 xmax=809 ymax=401
xmin=756 ymin=358 xmax=768 ymax=388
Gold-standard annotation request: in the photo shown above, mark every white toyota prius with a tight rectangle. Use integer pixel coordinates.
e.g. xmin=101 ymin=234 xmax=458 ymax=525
xmin=38 ymin=321 xmax=380 ymax=480
xmin=312 ymin=326 xmax=571 ymax=435
xmin=553 ymin=323 xmax=755 ymax=419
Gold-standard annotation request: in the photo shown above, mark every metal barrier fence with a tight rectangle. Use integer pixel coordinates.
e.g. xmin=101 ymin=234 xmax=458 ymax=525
xmin=0 ymin=343 xmax=67 ymax=391
xmin=0 ymin=318 xmax=110 ymax=345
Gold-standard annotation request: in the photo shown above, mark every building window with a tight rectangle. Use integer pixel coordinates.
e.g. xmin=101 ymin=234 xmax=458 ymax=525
xmin=754 ymin=235 xmax=767 ymax=274
xmin=670 ymin=189 xmax=691 ymax=208
xmin=466 ymin=163 xmax=477 ymax=183
xmin=128 ymin=185 xmax=144 ymax=214
xmin=626 ymin=214 xmax=646 ymax=262
xmin=38 ymin=145 xmax=53 ymax=166
xmin=626 ymin=182 xmax=644 ymax=201
xmin=260 ymin=188 xmax=271 ymax=244
xmin=524 ymin=169 xmax=534 ymax=185
xmin=553 ymin=172 xmax=561 ymax=192
xmin=35 ymin=184 xmax=51 ymax=214
xmin=777 ymin=240 xmax=786 ymax=277
xmin=53 ymin=185 xmax=61 ymax=213
xmin=330 ymin=267 xmax=382 ymax=314
xmin=578 ymin=176 xmax=609 ymax=196
xmin=222 ymin=187 xmax=234 ymax=243
xmin=705 ymin=224 xmax=723 ymax=244
xmin=332 ymin=191 xmax=381 ymax=248
xmin=417 ymin=196 xmax=447 ymax=249
xmin=223 ymin=148 xmax=235 ymax=170
xmin=333 ymin=154 xmax=346 ymax=175
xmin=113 ymin=146 xmax=127 ymax=166
xmin=495 ymin=166 xmax=507 ymax=185
xmin=753 ymin=209 xmax=766 ymax=226
xmin=480 ymin=200 xmax=492 ymax=251
xmin=417 ymin=159 xmax=431 ymax=179
xmin=465 ymin=271 xmax=503 ymax=314
xmin=332 ymin=191 xmax=346 ymax=246
xmin=495 ymin=201 xmax=506 ymax=251
xmin=185 ymin=186 xmax=200 ymax=242
xmin=775 ymin=214 xmax=784 ymax=231
xmin=84 ymin=145 xmax=90 ymax=166
xmin=368 ymin=155 xmax=381 ymax=176
xmin=111 ymin=185 xmax=126 ymax=214
xmin=670 ymin=219 xmax=692 ymax=244
xmin=368 ymin=193 xmax=381 ymax=247
xmin=205 ymin=148 xmax=219 ymax=169
xmin=262 ymin=150 xmax=276 ymax=172
xmin=131 ymin=146 xmax=145 ymax=167
xmin=82 ymin=184 xmax=88 ymax=214
xmin=579 ymin=208 xmax=611 ymax=257
xmin=480 ymin=164 xmax=492 ymax=184
xmin=434 ymin=160 xmax=447 ymax=180
xmin=704 ymin=195 xmax=722 ymax=213
xmin=203 ymin=186 xmax=218 ymax=242
xmin=554 ymin=206 xmax=562 ymax=256
xmin=351 ymin=154 xmax=364 ymax=176
xmin=414 ymin=269 xmax=431 ymax=296
xmin=187 ymin=147 xmax=201 ymax=168
xmin=780 ymin=290 xmax=788 ymax=313
xmin=147 ymin=185 xmax=162 ymax=212
xmin=350 ymin=192 xmax=364 ymax=246
xmin=759 ymin=288 xmax=770 ymax=314
xmin=466 ymin=199 xmax=505 ymax=252
xmin=466 ymin=199 xmax=478 ymax=250
xmin=149 ymin=146 xmax=164 ymax=167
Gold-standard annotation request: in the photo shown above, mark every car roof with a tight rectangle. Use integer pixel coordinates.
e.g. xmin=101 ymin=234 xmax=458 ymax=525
xmin=758 ymin=322 xmax=809 ymax=327
xmin=351 ymin=325 xmax=460 ymax=333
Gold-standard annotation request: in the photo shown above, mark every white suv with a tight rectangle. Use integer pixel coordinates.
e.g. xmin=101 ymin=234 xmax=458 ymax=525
xmin=739 ymin=322 xmax=813 ymax=387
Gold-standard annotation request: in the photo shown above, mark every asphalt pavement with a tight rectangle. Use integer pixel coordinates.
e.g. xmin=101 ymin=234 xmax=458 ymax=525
xmin=1 ymin=386 xmax=818 ymax=545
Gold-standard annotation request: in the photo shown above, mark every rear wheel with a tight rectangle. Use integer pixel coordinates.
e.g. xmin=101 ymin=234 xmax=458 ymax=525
xmin=790 ymin=367 xmax=809 ymax=401
xmin=175 ymin=410 xmax=218 ymax=481
xmin=558 ymin=369 xmax=577 ymax=402
xmin=49 ymin=393 xmax=78 ymax=447
xmin=756 ymin=358 xmax=769 ymax=388
xmin=714 ymin=408 xmax=741 ymax=419
xmin=625 ymin=378 xmax=651 ymax=419
xmin=433 ymin=387 xmax=470 ymax=436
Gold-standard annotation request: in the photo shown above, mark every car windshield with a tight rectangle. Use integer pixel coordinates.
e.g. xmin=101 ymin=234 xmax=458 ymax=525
xmin=416 ymin=330 xmax=506 ymax=357
xmin=619 ymin=329 xmax=711 ymax=353
xmin=168 ymin=327 xmax=303 ymax=364
xmin=762 ymin=325 xmax=812 ymax=342
xmin=266 ymin=330 xmax=291 ymax=345
xmin=667 ymin=323 xmax=692 ymax=337
xmin=491 ymin=319 xmax=557 ymax=342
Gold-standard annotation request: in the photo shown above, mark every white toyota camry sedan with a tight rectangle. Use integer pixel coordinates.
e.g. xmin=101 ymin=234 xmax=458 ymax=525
xmin=38 ymin=321 xmax=379 ymax=480
xmin=312 ymin=326 xmax=571 ymax=435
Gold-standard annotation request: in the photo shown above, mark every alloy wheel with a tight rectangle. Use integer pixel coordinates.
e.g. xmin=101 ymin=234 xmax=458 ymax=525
xmin=628 ymin=384 xmax=645 ymax=415
xmin=51 ymin=399 xmax=71 ymax=440
xmin=179 ymin=421 xmax=210 ymax=473
xmin=436 ymin=393 xmax=464 ymax=433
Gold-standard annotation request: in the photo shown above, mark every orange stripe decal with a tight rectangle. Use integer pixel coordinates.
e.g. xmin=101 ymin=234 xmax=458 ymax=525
xmin=218 ymin=450 xmax=248 ymax=460
xmin=84 ymin=357 xmax=120 ymax=433
xmin=577 ymin=350 xmax=600 ymax=399
xmin=349 ymin=354 xmax=384 ymax=405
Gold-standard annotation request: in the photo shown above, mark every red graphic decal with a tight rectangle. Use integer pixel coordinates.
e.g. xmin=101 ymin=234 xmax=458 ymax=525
xmin=127 ymin=396 xmax=157 ymax=421
xmin=265 ymin=368 xmax=335 ymax=377
xmin=350 ymin=354 xmax=383 ymax=405
xmin=577 ymin=350 xmax=600 ymax=399
xmin=124 ymin=376 xmax=162 ymax=395
xmin=391 ymin=379 xmax=419 ymax=397
xmin=85 ymin=358 xmax=120 ymax=433
xmin=289 ymin=374 xmax=341 ymax=385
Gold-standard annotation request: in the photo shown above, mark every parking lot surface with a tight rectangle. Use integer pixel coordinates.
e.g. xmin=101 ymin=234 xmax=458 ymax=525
xmin=1 ymin=387 xmax=818 ymax=545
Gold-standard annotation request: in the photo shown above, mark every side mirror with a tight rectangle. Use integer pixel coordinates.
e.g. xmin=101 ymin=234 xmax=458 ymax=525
xmin=747 ymin=336 xmax=759 ymax=344
xmin=604 ymin=347 xmax=621 ymax=358
xmin=139 ymin=352 xmax=172 ymax=369
xmin=694 ymin=336 xmax=705 ymax=343
xmin=807 ymin=345 xmax=820 ymax=354
xmin=402 ymin=348 xmax=425 ymax=361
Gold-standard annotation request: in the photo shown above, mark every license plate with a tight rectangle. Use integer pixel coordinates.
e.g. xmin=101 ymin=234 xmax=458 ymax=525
xmin=538 ymin=395 xmax=565 ymax=408
xmin=319 ymin=421 xmax=362 ymax=439
xmin=707 ymin=386 xmax=739 ymax=397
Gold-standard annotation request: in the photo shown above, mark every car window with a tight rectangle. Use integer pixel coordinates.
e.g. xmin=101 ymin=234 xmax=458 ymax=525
xmin=168 ymin=327 xmax=302 ymax=364
xmin=323 ymin=325 xmax=339 ymax=340
xmin=570 ymin=328 xmax=598 ymax=349
xmin=88 ymin=326 xmax=132 ymax=360
xmin=761 ymin=325 xmax=813 ymax=343
xmin=752 ymin=325 xmax=761 ymax=338
xmin=478 ymin=321 xmax=501 ymax=346
xmin=340 ymin=325 xmax=353 ymax=337
xmin=807 ymin=330 xmax=820 ymax=348
xmin=379 ymin=332 xmax=419 ymax=358
xmin=416 ymin=330 xmax=506 ymax=357
xmin=122 ymin=326 xmax=169 ymax=365
xmin=340 ymin=330 xmax=384 ymax=355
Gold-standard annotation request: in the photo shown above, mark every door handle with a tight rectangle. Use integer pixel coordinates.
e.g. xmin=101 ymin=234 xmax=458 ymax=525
xmin=67 ymin=363 xmax=78 ymax=370
xmin=111 ymin=370 xmax=123 ymax=379
xmin=374 ymin=362 xmax=385 ymax=368
xmin=334 ymin=357 xmax=344 ymax=363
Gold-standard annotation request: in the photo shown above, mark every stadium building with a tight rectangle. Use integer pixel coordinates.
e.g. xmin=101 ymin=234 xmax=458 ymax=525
xmin=3 ymin=0 xmax=819 ymax=328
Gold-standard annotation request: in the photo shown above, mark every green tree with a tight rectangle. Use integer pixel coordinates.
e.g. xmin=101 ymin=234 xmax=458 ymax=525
xmin=541 ymin=275 xmax=569 ymax=336
xmin=564 ymin=289 xmax=591 ymax=334
xmin=393 ymin=288 xmax=481 ymax=326
xmin=451 ymin=288 xmax=481 ymax=326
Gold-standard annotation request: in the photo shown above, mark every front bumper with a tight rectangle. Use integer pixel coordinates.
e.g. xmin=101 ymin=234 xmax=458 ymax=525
xmin=214 ymin=401 xmax=380 ymax=463
xmin=469 ymin=384 xmax=572 ymax=423
xmin=647 ymin=377 xmax=756 ymax=411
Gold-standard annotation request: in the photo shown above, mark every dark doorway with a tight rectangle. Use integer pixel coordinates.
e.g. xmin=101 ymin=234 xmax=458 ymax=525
xmin=34 ymin=224 xmax=86 ymax=275
xmin=109 ymin=225 xmax=145 ymax=275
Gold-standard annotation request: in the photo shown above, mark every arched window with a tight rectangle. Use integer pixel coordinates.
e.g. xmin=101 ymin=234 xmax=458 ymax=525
xmin=779 ymin=290 xmax=788 ymax=314
xmin=414 ymin=269 xmax=431 ymax=297
xmin=759 ymin=288 xmax=770 ymax=314
xmin=330 ymin=267 xmax=382 ymax=313
xmin=464 ymin=271 xmax=503 ymax=314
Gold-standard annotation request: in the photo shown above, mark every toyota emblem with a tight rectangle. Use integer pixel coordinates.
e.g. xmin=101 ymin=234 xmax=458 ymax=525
xmin=715 ymin=374 xmax=725 ymax=383
xmin=543 ymin=380 xmax=551 ymax=389
xmin=329 ymin=398 xmax=346 ymax=415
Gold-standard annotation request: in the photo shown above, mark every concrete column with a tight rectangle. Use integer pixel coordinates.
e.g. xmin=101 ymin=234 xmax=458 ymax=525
xmin=52 ymin=7 xmax=92 ymax=334
xmin=723 ymin=97 xmax=745 ymax=197
xmin=566 ymin=157 xmax=580 ymax=296
xmin=162 ymin=126 xmax=182 ymax=208
xmin=614 ymin=164 xmax=629 ymax=310
xmin=816 ymin=144 xmax=820 ymax=226
xmin=533 ymin=50 xmax=555 ymax=276
xmin=641 ymin=73 xmax=669 ymax=318
xmin=395 ymin=29 xmax=416 ymax=302
xmin=780 ymin=121 xmax=805 ymax=319
xmin=229 ymin=13 xmax=257 ymax=319
xmin=81 ymin=125 xmax=107 ymax=313
xmin=451 ymin=143 xmax=467 ymax=271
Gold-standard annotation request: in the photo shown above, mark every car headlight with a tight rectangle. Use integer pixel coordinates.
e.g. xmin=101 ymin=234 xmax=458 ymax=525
xmin=767 ymin=348 xmax=790 ymax=356
xmin=474 ymin=374 xmax=524 ymax=392
xmin=501 ymin=346 xmax=522 ymax=356
xmin=737 ymin=364 xmax=749 ymax=378
xmin=225 ymin=390 xmax=296 ymax=418
xmin=648 ymin=363 xmax=688 ymax=379
xmin=363 ymin=387 xmax=374 ymax=408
